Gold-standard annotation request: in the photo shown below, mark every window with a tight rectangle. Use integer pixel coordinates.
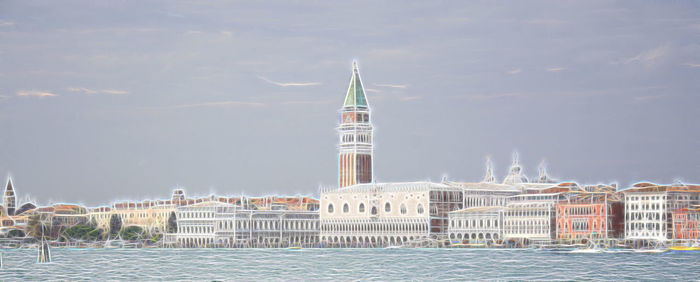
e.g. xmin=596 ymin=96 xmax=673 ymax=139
xmin=417 ymin=204 xmax=425 ymax=214
xmin=400 ymin=203 xmax=407 ymax=215
xmin=343 ymin=203 xmax=349 ymax=213
xmin=359 ymin=203 xmax=365 ymax=213
xmin=385 ymin=202 xmax=392 ymax=213
xmin=371 ymin=206 xmax=378 ymax=215
xmin=328 ymin=203 xmax=334 ymax=213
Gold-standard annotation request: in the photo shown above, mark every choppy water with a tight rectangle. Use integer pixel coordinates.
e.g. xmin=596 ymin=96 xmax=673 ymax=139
xmin=0 ymin=248 xmax=698 ymax=280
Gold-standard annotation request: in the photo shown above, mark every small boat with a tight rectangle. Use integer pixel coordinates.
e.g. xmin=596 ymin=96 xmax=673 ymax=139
xmin=37 ymin=237 xmax=51 ymax=263
xmin=287 ymin=246 xmax=302 ymax=250
xmin=385 ymin=245 xmax=404 ymax=249
xmin=634 ymin=248 xmax=669 ymax=253
xmin=570 ymin=248 xmax=603 ymax=253
xmin=669 ymin=246 xmax=700 ymax=252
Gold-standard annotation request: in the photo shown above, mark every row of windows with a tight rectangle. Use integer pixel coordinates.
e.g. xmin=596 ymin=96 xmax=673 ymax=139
xmin=217 ymin=220 xmax=318 ymax=231
xmin=627 ymin=195 xmax=666 ymax=201
xmin=504 ymin=209 xmax=550 ymax=218
xmin=179 ymin=211 xmax=214 ymax=219
xmin=341 ymin=134 xmax=371 ymax=143
xmin=328 ymin=202 xmax=425 ymax=215
xmin=321 ymin=223 xmax=428 ymax=233
xmin=450 ymin=218 xmax=500 ymax=229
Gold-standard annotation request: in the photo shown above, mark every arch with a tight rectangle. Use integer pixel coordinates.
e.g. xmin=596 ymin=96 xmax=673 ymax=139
xmin=359 ymin=203 xmax=365 ymax=213
xmin=371 ymin=206 xmax=378 ymax=215
xmin=400 ymin=203 xmax=407 ymax=215
xmin=328 ymin=203 xmax=334 ymax=213
xmin=417 ymin=203 xmax=424 ymax=214
xmin=343 ymin=203 xmax=349 ymax=213
xmin=385 ymin=202 xmax=392 ymax=213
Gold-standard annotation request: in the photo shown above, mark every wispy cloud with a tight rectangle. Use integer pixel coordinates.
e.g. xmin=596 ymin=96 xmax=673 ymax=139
xmin=625 ymin=45 xmax=669 ymax=64
xmin=220 ymin=31 xmax=233 ymax=37
xmin=258 ymin=76 xmax=321 ymax=87
xmin=399 ymin=96 xmax=420 ymax=102
xmin=17 ymin=90 xmax=58 ymax=97
xmin=507 ymin=68 xmax=522 ymax=75
xmin=281 ymin=100 xmax=334 ymax=105
xmin=0 ymin=21 xmax=14 ymax=27
xmin=145 ymin=101 xmax=265 ymax=110
xmin=467 ymin=92 xmax=520 ymax=100
xmin=524 ymin=19 xmax=566 ymax=25
xmin=546 ymin=67 xmax=566 ymax=72
xmin=375 ymin=83 xmax=407 ymax=89
xmin=68 ymin=87 xmax=129 ymax=95
xmin=365 ymin=88 xmax=382 ymax=93
xmin=634 ymin=95 xmax=666 ymax=102
xmin=682 ymin=63 xmax=700 ymax=68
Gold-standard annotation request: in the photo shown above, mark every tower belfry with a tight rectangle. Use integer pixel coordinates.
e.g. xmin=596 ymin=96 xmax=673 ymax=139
xmin=338 ymin=61 xmax=373 ymax=187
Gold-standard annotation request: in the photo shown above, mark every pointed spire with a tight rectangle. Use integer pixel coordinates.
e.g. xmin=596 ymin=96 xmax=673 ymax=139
xmin=536 ymin=159 xmax=556 ymax=183
xmin=482 ymin=157 xmax=496 ymax=183
xmin=343 ymin=60 xmax=369 ymax=108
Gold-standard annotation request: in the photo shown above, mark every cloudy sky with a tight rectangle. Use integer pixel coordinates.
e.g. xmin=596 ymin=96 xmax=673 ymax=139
xmin=1 ymin=1 xmax=698 ymax=206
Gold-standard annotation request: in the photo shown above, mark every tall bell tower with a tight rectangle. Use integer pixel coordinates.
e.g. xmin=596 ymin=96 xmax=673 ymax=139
xmin=338 ymin=61 xmax=373 ymax=187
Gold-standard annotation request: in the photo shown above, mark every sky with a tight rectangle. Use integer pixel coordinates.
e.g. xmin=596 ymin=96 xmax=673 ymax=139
xmin=0 ymin=1 xmax=699 ymax=206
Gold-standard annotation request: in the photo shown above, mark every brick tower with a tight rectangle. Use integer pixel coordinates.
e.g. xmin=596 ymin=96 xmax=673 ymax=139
xmin=338 ymin=61 xmax=373 ymax=187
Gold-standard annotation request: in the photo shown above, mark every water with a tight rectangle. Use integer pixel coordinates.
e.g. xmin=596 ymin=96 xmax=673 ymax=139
xmin=0 ymin=248 xmax=697 ymax=280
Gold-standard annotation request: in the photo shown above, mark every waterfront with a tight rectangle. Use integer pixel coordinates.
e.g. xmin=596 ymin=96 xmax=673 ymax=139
xmin=0 ymin=248 xmax=698 ymax=280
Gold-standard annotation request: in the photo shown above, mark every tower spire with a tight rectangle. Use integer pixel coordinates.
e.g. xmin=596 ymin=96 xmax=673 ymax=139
xmin=343 ymin=61 xmax=368 ymax=108
xmin=482 ymin=157 xmax=496 ymax=183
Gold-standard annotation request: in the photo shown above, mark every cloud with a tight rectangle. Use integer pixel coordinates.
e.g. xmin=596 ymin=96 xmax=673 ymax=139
xmin=507 ymin=68 xmax=522 ymax=75
xmin=399 ymin=96 xmax=420 ymax=102
xmin=524 ymin=19 xmax=566 ymax=25
xmin=146 ymin=101 xmax=265 ymax=110
xmin=634 ymin=95 xmax=666 ymax=102
xmin=220 ymin=31 xmax=233 ymax=37
xmin=0 ymin=21 xmax=14 ymax=27
xmin=257 ymin=76 xmax=321 ymax=87
xmin=364 ymin=88 xmax=382 ymax=93
xmin=546 ymin=67 xmax=566 ymax=72
xmin=467 ymin=92 xmax=520 ymax=101
xmin=625 ymin=45 xmax=669 ymax=64
xmin=683 ymin=63 xmax=700 ymax=68
xmin=375 ymin=83 xmax=407 ymax=89
xmin=68 ymin=87 xmax=129 ymax=95
xmin=16 ymin=90 xmax=58 ymax=97
xmin=281 ymin=100 xmax=334 ymax=105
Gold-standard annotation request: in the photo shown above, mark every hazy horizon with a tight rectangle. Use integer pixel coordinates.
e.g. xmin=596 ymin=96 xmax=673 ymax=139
xmin=1 ymin=1 xmax=699 ymax=206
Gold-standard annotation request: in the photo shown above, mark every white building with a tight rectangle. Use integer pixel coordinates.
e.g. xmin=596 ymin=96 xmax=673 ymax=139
xmin=171 ymin=202 xmax=319 ymax=248
xmin=502 ymin=193 xmax=562 ymax=244
xmin=623 ymin=182 xmax=700 ymax=243
xmin=320 ymin=182 xmax=463 ymax=247
xmin=448 ymin=206 xmax=503 ymax=244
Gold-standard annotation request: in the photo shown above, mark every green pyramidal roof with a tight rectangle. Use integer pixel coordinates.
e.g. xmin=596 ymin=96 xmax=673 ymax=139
xmin=343 ymin=61 xmax=368 ymax=108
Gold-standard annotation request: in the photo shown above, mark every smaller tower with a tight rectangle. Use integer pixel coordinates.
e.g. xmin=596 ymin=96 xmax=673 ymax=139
xmin=535 ymin=160 xmax=556 ymax=184
xmin=4 ymin=177 xmax=16 ymax=216
xmin=482 ymin=157 xmax=496 ymax=183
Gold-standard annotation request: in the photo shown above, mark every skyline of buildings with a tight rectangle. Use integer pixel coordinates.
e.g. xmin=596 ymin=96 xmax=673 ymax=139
xmin=0 ymin=62 xmax=698 ymax=249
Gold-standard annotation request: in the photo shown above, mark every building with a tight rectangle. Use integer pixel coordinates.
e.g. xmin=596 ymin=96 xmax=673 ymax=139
xmin=4 ymin=177 xmax=16 ymax=216
xmin=448 ymin=206 xmax=503 ymax=244
xmin=555 ymin=189 xmax=624 ymax=242
xmin=502 ymin=193 xmax=564 ymax=245
xmin=672 ymin=207 xmax=700 ymax=240
xmin=338 ymin=61 xmax=373 ymax=188
xmin=171 ymin=201 xmax=319 ymax=248
xmin=320 ymin=182 xmax=463 ymax=247
xmin=623 ymin=182 xmax=700 ymax=243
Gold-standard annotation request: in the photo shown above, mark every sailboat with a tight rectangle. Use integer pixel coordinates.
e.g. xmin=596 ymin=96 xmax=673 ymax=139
xmin=37 ymin=234 xmax=51 ymax=263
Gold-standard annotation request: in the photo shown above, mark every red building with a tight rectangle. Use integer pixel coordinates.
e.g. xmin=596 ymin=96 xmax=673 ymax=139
xmin=672 ymin=208 xmax=700 ymax=240
xmin=555 ymin=190 xmax=624 ymax=241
